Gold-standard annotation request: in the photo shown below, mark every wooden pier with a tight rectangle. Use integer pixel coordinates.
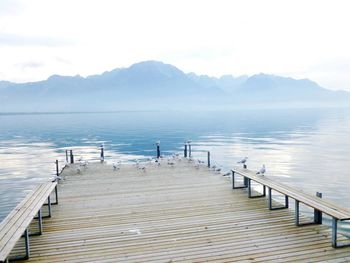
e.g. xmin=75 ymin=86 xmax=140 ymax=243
xmin=6 ymin=158 xmax=350 ymax=262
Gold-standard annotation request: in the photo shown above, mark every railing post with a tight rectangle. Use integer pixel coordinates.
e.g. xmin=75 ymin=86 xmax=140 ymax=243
xmin=70 ymin=150 xmax=74 ymax=164
xmin=100 ymin=144 xmax=104 ymax=162
xmin=314 ymin=192 xmax=323 ymax=224
xmin=184 ymin=143 xmax=188 ymax=158
xmin=188 ymin=140 xmax=192 ymax=157
xmin=65 ymin=150 xmax=68 ymax=163
xmin=207 ymin=151 xmax=210 ymax=168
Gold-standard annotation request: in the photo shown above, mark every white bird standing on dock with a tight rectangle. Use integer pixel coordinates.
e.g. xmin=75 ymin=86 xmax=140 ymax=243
xmin=223 ymin=171 xmax=231 ymax=177
xmin=52 ymin=175 xmax=62 ymax=182
xmin=113 ymin=161 xmax=121 ymax=171
xmin=256 ymin=164 xmax=266 ymax=175
xmin=237 ymin=157 xmax=248 ymax=164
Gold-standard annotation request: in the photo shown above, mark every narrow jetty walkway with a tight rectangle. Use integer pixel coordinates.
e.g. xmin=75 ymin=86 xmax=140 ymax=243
xmin=12 ymin=159 xmax=350 ymax=262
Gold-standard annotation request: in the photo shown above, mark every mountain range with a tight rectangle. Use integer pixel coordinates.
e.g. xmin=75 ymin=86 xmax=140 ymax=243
xmin=0 ymin=60 xmax=349 ymax=112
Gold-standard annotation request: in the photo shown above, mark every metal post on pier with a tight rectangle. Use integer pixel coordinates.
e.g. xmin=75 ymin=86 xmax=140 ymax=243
xmin=188 ymin=140 xmax=192 ymax=157
xmin=184 ymin=143 xmax=188 ymax=158
xmin=65 ymin=150 xmax=68 ymax=163
xmin=207 ymin=151 xmax=211 ymax=168
xmin=156 ymin=141 xmax=160 ymax=159
xmin=70 ymin=150 xmax=74 ymax=164
xmin=100 ymin=144 xmax=104 ymax=162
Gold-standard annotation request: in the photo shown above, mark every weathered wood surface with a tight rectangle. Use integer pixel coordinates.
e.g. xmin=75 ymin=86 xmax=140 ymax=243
xmin=11 ymin=158 xmax=350 ymax=262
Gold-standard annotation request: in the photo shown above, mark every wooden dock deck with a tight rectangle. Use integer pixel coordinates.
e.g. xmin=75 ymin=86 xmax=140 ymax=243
xmin=10 ymin=158 xmax=350 ymax=262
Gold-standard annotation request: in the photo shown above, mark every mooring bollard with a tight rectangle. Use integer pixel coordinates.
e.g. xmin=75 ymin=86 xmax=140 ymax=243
xmin=55 ymin=160 xmax=59 ymax=176
xmin=184 ymin=143 xmax=188 ymax=158
xmin=314 ymin=192 xmax=323 ymax=224
xmin=100 ymin=144 xmax=104 ymax=162
xmin=65 ymin=150 xmax=68 ymax=163
xmin=156 ymin=141 xmax=160 ymax=158
xmin=70 ymin=150 xmax=74 ymax=164
xmin=207 ymin=151 xmax=211 ymax=168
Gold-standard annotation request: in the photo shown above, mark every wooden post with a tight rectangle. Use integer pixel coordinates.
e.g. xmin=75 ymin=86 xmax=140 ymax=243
xmin=65 ymin=150 xmax=68 ymax=163
xmin=100 ymin=145 xmax=104 ymax=162
xmin=188 ymin=143 xmax=192 ymax=157
xmin=207 ymin=151 xmax=210 ymax=168
xmin=184 ymin=144 xmax=187 ymax=158
xmin=70 ymin=150 xmax=74 ymax=164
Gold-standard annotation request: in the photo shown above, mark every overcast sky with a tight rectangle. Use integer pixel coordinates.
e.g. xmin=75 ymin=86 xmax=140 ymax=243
xmin=0 ymin=0 xmax=350 ymax=91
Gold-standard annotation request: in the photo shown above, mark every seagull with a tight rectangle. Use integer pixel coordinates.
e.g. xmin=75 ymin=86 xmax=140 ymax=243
xmin=129 ymin=229 xmax=142 ymax=235
xmin=215 ymin=168 xmax=222 ymax=174
xmin=79 ymin=160 xmax=88 ymax=168
xmin=113 ymin=161 xmax=121 ymax=171
xmin=237 ymin=157 xmax=248 ymax=164
xmin=256 ymin=164 xmax=266 ymax=175
xmin=52 ymin=175 xmax=62 ymax=182
xmin=223 ymin=172 xmax=231 ymax=176
xmin=76 ymin=167 xmax=81 ymax=174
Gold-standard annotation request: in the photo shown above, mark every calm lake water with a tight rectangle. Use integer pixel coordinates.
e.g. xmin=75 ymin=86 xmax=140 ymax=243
xmin=1 ymin=108 xmax=350 ymax=231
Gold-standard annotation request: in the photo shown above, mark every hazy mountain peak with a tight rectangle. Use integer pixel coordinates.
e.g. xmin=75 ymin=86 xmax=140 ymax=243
xmin=128 ymin=60 xmax=184 ymax=77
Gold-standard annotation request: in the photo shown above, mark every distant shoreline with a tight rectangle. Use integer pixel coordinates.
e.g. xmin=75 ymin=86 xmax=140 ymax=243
xmin=1 ymin=106 xmax=350 ymax=116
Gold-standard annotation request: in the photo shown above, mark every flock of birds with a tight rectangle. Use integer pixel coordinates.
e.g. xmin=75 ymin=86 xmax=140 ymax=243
xmin=110 ymin=155 xmax=266 ymax=177
xmin=58 ymin=153 xmax=266 ymax=180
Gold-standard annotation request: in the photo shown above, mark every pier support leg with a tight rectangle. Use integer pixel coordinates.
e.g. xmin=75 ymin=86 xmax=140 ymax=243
xmin=32 ymin=209 xmax=43 ymax=236
xmin=295 ymin=193 xmax=324 ymax=226
xmin=268 ymin=188 xmax=289 ymax=210
xmin=332 ymin=218 xmax=338 ymax=248
xmin=43 ymin=196 xmax=52 ymax=218
xmin=248 ymin=179 xmax=266 ymax=198
xmin=10 ymin=228 xmax=30 ymax=261
xmin=314 ymin=192 xmax=323 ymax=224
xmin=232 ymin=171 xmax=248 ymax=189
xmin=331 ymin=218 xmax=350 ymax=248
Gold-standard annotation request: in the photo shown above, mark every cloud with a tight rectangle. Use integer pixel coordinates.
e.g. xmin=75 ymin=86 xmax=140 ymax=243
xmin=15 ymin=61 xmax=44 ymax=69
xmin=0 ymin=32 xmax=73 ymax=47
xmin=55 ymin=57 xmax=72 ymax=65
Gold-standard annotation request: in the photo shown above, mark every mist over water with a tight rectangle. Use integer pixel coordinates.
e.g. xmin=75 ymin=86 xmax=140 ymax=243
xmin=1 ymin=108 xmax=350 ymax=231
